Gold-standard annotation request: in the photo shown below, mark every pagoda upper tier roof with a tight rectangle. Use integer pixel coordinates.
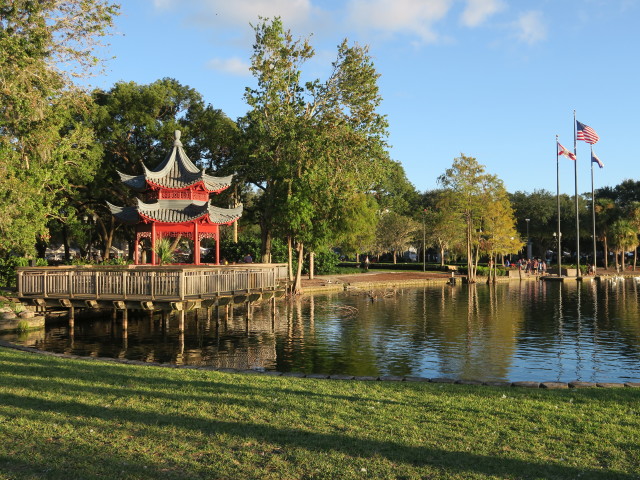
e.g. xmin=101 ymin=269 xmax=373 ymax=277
xmin=117 ymin=130 xmax=233 ymax=192
xmin=107 ymin=199 xmax=243 ymax=225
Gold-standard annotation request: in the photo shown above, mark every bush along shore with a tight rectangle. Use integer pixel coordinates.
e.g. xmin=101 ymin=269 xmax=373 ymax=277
xmin=1 ymin=346 xmax=639 ymax=479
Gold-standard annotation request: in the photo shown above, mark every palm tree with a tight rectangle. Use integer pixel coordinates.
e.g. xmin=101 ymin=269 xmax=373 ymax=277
xmin=609 ymin=219 xmax=638 ymax=272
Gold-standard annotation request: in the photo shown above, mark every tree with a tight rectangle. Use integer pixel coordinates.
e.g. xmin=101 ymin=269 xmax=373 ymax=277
xmin=238 ymin=18 xmax=391 ymax=293
xmin=422 ymin=190 xmax=466 ymax=267
xmin=374 ymin=211 xmax=419 ymax=264
xmin=0 ymin=0 xmax=119 ymax=256
xmin=593 ymin=196 xmax=619 ymax=269
xmin=438 ymin=155 xmax=510 ymax=283
xmin=609 ymin=219 xmax=638 ymax=271
xmin=480 ymin=185 xmax=523 ymax=282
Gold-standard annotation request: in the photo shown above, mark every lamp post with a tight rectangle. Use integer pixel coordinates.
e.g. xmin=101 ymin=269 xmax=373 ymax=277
xmin=83 ymin=213 xmax=97 ymax=261
xmin=525 ymin=218 xmax=530 ymax=259
xmin=422 ymin=209 xmax=427 ymax=272
xmin=553 ymin=231 xmax=562 ymax=277
xmin=509 ymin=237 xmax=514 ymax=264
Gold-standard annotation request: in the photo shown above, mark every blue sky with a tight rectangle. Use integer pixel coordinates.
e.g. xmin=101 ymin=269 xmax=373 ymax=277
xmin=87 ymin=0 xmax=639 ymax=196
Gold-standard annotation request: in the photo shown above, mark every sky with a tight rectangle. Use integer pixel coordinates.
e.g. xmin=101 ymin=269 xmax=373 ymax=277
xmin=85 ymin=0 xmax=640 ymax=196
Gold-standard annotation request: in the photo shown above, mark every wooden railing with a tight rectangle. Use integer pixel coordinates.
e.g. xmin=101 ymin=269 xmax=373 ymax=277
xmin=17 ymin=264 xmax=288 ymax=302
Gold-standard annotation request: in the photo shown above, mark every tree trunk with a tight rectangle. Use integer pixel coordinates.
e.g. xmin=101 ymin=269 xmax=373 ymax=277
xmin=604 ymin=236 xmax=609 ymax=269
xmin=466 ymin=222 xmax=475 ymax=283
xmin=292 ymin=241 xmax=304 ymax=295
xmin=63 ymin=223 xmax=70 ymax=262
xmin=287 ymin=236 xmax=293 ymax=282
xmin=260 ymin=220 xmax=272 ymax=263
xmin=309 ymin=251 xmax=314 ymax=280
xmin=393 ymin=251 xmax=397 ymax=264
xmin=439 ymin=247 xmax=445 ymax=267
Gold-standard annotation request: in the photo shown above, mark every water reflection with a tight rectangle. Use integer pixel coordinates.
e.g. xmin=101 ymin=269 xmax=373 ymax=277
xmin=4 ymin=279 xmax=640 ymax=382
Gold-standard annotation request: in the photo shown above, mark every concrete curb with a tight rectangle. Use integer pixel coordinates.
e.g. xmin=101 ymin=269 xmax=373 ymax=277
xmin=2 ymin=340 xmax=637 ymax=389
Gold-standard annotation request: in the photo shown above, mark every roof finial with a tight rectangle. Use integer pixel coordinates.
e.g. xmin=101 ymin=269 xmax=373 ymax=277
xmin=174 ymin=130 xmax=182 ymax=146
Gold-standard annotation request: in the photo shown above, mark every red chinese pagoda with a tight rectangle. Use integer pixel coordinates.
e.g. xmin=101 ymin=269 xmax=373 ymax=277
xmin=108 ymin=130 xmax=242 ymax=265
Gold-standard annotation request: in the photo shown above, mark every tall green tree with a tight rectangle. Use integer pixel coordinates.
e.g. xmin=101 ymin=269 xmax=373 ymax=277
xmin=0 ymin=0 xmax=119 ymax=256
xmin=609 ymin=219 xmax=638 ymax=271
xmin=422 ymin=190 xmax=465 ymax=267
xmin=374 ymin=211 xmax=419 ymax=264
xmin=438 ymin=155 xmax=515 ymax=283
xmin=238 ymin=18 xmax=391 ymax=293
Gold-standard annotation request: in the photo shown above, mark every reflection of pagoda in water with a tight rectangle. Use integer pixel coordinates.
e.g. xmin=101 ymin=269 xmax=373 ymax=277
xmin=108 ymin=130 xmax=242 ymax=265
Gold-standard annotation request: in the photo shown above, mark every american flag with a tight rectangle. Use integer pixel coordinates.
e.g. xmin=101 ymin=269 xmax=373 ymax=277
xmin=576 ymin=121 xmax=600 ymax=144
xmin=591 ymin=151 xmax=604 ymax=168
xmin=558 ymin=142 xmax=576 ymax=161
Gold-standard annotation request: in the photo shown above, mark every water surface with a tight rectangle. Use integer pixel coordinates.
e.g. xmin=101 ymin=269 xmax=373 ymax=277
xmin=5 ymin=279 xmax=640 ymax=383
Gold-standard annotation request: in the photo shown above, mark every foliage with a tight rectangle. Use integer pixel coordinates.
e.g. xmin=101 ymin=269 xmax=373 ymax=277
xmin=609 ymin=219 xmax=638 ymax=270
xmin=0 ymin=0 xmax=119 ymax=256
xmin=373 ymin=211 xmax=419 ymax=264
xmin=16 ymin=321 xmax=30 ymax=333
xmin=0 ymin=257 xmax=47 ymax=288
xmin=304 ymin=249 xmax=340 ymax=275
xmin=219 ymin=236 xmax=261 ymax=264
xmin=153 ymin=238 xmax=175 ymax=265
xmin=438 ymin=155 xmax=513 ymax=283
xmin=238 ymin=18 xmax=392 ymax=292
xmin=422 ymin=190 xmax=466 ymax=266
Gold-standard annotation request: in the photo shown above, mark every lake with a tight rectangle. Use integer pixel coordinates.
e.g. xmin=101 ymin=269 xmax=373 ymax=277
xmin=5 ymin=278 xmax=640 ymax=383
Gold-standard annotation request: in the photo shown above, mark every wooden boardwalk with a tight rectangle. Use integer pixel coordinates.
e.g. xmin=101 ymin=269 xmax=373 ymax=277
xmin=17 ymin=264 xmax=288 ymax=311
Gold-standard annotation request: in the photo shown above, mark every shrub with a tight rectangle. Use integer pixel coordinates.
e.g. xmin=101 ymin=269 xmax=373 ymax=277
xmin=153 ymin=238 xmax=175 ymax=265
xmin=0 ymin=257 xmax=48 ymax=288
xmin=17 ymin=320 xmax=30 ymax=332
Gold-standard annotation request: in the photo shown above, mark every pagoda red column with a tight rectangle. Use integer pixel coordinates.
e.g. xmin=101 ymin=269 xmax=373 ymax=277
xmin=151 ymin=222 xmax=157 ymax=265
xmin=215 ymin=225 xmax=220 ymax=265
xmin=194 ymin=222 xmax=201 ymax=265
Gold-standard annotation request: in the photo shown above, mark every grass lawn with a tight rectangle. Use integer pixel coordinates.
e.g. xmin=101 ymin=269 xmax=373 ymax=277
xmin=1 ymin=347 xmax=638 ymax=479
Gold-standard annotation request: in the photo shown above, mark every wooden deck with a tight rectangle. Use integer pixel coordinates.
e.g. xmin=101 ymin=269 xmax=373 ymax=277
xmin=17 ymin=264 xmax=288 ymax=311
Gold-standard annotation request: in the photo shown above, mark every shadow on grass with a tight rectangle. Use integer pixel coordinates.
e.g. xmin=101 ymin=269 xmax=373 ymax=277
xmin=0 ymin=390 xmax=635 ymax=480
xmin=2 ymin=349 xmax=638 ymax=479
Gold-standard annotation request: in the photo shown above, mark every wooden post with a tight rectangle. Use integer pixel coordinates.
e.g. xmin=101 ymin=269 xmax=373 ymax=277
xmin=122 ymin=308 xmax=128 ymax=335
xmin=178 ymin=309 xmax=185 ymax=333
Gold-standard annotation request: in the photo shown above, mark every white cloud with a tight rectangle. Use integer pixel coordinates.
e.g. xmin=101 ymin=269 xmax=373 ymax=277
xmin=460 ymin=0 xmax=505 ymax=27
xmin=207 ymin=57 xmax=251 ymax=76
xmin=346 ymin=0 xmax=453 ymax=43
xmin=513 ymin=10 xmax=546 ymax=45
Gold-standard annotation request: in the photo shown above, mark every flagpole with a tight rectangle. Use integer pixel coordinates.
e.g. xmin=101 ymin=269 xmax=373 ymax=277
xmin=591 ymin=145 xmax=597 ymax=275
xmin=556 ymin=135 xmax=562 ymax=277
xmin=574 ymin=110 xmax=581 ymax=279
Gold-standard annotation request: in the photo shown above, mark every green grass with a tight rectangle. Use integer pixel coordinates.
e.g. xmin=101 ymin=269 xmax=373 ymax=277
xmin=1 ymin=348 xmax=638 ymax=479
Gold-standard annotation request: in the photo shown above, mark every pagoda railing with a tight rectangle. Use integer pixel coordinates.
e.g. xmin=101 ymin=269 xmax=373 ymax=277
xmin=17 ymin=264 xmax=288 ymax=302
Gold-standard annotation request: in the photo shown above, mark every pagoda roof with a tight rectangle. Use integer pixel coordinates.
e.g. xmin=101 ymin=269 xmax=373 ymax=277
xmin=107 ymin=199 xmax=243 ymax=226
xmin=117 ymin=130 xmax=233 ymax=192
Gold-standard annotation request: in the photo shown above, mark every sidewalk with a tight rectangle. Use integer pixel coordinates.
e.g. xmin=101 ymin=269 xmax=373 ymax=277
xmin=301 ymin=270 xmax=454 ymax=292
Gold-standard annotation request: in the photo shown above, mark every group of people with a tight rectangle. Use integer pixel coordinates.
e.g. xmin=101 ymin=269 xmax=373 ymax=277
xmin=504 ymin=258 xmax=547 ymax=275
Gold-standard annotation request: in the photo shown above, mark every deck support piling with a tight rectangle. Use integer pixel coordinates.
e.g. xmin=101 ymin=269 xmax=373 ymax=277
xmin=178 ymin=310 xmax=185 ymax=333
xmin=122 ymin=308 xmax=128 ymax=333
